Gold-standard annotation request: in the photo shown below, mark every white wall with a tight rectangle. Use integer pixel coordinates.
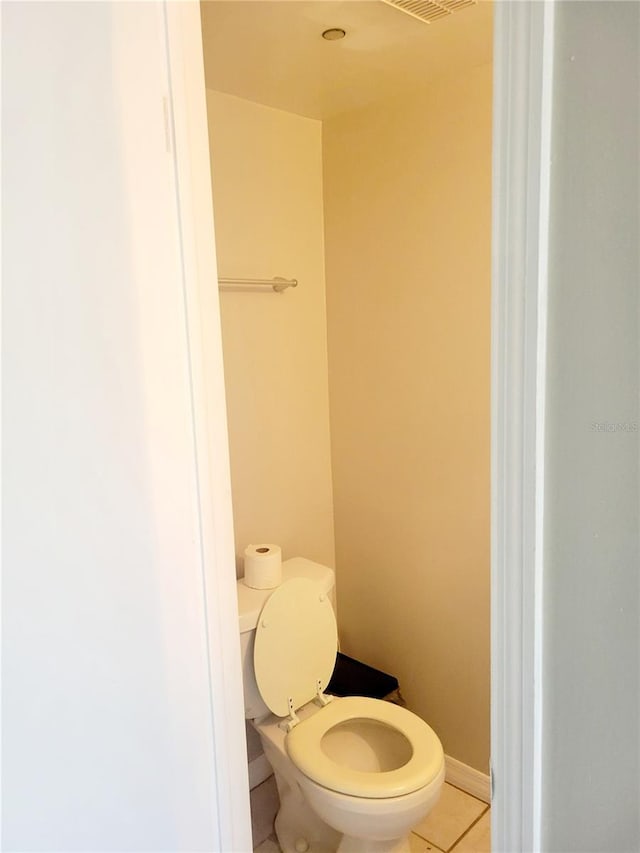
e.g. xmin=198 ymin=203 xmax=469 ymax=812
xmin=2 ymin=4 xmax=249 ymax=850
xmin=323 ymin=66 xmax=492 ymax=774
xmin=541 ymin=2 xmax=639 ymax=850
xmin=206 ymin=91 xmax=335 ymax=575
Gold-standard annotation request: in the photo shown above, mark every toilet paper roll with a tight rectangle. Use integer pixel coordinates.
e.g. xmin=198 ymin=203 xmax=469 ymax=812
xmin=243 ymin=544 xmax=282 ymax=590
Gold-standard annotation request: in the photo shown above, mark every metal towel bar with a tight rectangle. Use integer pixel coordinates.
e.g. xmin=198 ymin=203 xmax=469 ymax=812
xmin=218 ymin=276 xmax=298 ymax=293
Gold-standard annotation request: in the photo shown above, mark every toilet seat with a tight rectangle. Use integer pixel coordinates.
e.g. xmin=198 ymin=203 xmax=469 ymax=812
xmin=286 ymin=696 xmax=444 ymax=799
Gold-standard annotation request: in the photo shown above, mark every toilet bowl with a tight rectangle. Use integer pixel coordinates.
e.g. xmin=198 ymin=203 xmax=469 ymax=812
xmin=237 ymin=558 xmax=445 ymax=853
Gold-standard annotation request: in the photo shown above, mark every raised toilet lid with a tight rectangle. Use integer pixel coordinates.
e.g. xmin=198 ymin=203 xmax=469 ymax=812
xmin=254 ymin=577 xmax=338 ymax=718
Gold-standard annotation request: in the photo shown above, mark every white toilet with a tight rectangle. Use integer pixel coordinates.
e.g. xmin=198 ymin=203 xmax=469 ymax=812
xmin=238 ymin=557 xmax=445 ymax=853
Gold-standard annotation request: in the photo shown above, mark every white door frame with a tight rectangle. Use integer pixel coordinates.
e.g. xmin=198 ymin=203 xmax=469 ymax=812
xmin=491 ymin=1 xmax=554 ymax=851
xmin=163 ymin=4 xmax=253 ymax=850
xmin=167 ymin=1 xmax=556 ymax=850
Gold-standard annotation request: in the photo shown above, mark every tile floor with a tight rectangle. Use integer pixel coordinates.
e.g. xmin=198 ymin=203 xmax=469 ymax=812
xmin=409 ymin=783 xmax=490 ymax=852
xmin=254 ymin=782 xmax=490 ymax=853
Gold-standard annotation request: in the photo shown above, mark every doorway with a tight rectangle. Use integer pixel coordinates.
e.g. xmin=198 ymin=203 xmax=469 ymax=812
xmin=199 ymin=1 xmax=493 ymax=849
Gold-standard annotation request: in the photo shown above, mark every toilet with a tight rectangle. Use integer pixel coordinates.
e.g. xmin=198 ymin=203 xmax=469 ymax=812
xmin=237 ymin=557 xmax=445 ymax=853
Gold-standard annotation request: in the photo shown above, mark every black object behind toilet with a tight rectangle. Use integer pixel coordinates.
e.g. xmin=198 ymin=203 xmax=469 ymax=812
xmin=327 ymin=652 xmax=404 ymax=705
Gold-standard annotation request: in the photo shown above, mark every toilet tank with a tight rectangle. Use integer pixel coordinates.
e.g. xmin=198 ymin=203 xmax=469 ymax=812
xmin=237 ymin=557 xmax=336 ymax=719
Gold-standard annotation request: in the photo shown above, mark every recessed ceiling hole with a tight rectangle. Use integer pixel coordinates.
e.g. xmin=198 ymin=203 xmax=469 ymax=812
xmin=322 ymin=28 xmax=347 ymax=41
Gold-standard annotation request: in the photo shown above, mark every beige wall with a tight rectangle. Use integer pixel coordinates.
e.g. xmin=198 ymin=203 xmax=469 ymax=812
xmin=207 ymin=71 xmax=492 ymax=773
xmin=322 ymin=66 xmax=492 ymax=772
xmin=206 ymin=90 xmax=335 ymax=575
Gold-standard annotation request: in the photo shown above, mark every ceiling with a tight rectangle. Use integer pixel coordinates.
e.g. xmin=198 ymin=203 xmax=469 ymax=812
xmin=200 ymin=0 xmax=493 ymax=121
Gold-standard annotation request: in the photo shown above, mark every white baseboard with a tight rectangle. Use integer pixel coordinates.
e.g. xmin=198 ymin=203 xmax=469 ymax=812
xmin=248 ymin=752 xmax=273 ymax=790
xmin=445 ymin=755 xmax=491 ymax=804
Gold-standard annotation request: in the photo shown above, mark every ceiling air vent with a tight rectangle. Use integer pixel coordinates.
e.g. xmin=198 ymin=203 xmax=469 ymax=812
xmin=381 ymin=0 xmax=476 ymax=25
